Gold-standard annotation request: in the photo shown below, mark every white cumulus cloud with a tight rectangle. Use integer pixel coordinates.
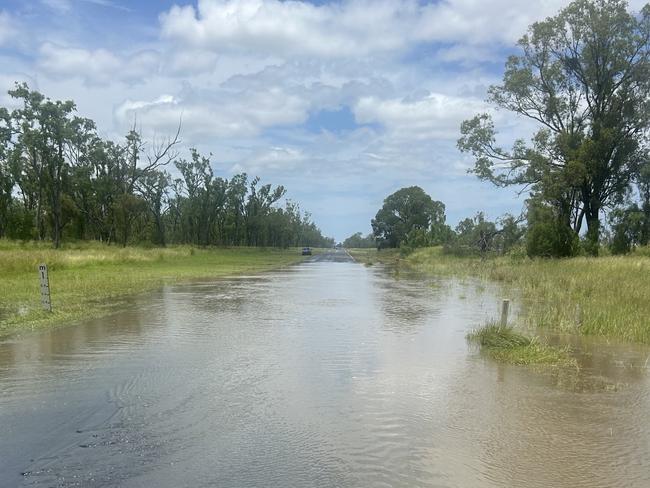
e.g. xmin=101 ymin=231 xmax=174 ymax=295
xmin=354 ymin=91 xmax=489 ymax=141
xmin=38 ymin=43 xmax=160 ymax=85
xmin=158 ymin=0 xmax=650 ymax=62
xmin=114 ymin=82 xmax=310 ymax=140
xmin=159 ymin=0 xmax=415 ymax=58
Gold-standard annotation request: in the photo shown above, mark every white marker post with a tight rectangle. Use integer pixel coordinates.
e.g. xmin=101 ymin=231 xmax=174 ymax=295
xmin=38 ymin=263 xmax=52 ymax=312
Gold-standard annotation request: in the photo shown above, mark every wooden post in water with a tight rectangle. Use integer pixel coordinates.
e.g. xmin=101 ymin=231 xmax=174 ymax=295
xmin=500 ymin=299 xmax=510 ymax=327
xmin=38 ymin=263 xmax=52 ymax=312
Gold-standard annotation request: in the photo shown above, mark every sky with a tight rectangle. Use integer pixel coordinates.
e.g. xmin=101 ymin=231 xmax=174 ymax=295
xmin=0 ymin=0 xmax=647 ymax=241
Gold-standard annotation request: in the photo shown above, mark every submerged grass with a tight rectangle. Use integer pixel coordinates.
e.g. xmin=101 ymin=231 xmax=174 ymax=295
xmin=466 ymin=322 xmax=574 ymax=366
xmin=0 ymin=240 xmax=308 ymax=336
xmin=346 ymin=248 xmax=401 ymax=266
xmin=354 ymin=246 xmax=650 ymax=345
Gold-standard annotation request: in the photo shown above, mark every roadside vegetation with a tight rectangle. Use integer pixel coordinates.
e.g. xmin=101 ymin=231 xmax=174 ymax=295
xmin=0 ymin=85 xmax=333 ymax=250
xmin=0 ymin=240 xmax=308 ymax=337
xmin=466 ymin=322 xmax=574 ymax=366
xmin=0 ymin=81 xmax=334 ymax=336
xmin=351 ymin=246 xmax=650 ymax=345
xmin=410 ymin=247 xmax=650 ymax=344
xmin=342 ymin=1 xmax=650 ymax=362
xmin=347 ymin=248 xmax=401 ymax=266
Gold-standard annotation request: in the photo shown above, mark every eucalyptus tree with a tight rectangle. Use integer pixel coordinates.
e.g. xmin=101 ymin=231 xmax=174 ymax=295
xmin=8 ymin=85 xmax=48 ymax=241
xmin=223 ymin=173 xmax=248 ymax=245
xmin=458 ymin=0 xmax=650 ymax=255
xmin=0 ymin=83 xmax=334 ymax=248
xmin=64 ymin=115 xmax=100 ymax=239
xmin=637 ymin=158 xmax=650 ymax=244
xmin=609 ymin=203 xmax=645 ymax=252
xmin=372 ymin=186 xmax=446 ymax=248
xmin=138 ymin=170 xmax=171 ymax=246
xmin=174 ymin=149 xmax=227 ymax=245
xmin=244 ymin=176 xmax=286 ymax=246
xmin=283 ymin=200 xmax=304 ymax=247
xmin=8 ymin=83 xmax=81 ymax=247
xmin=111 ymin=125 xmax=180 ymax=246
xmin=87 ymin=139 xmax=126 ymax=243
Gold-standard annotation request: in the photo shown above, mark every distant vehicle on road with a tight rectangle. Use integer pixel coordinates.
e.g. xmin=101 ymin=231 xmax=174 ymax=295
xmin=302 ymin=247 xmax=312 ymax=255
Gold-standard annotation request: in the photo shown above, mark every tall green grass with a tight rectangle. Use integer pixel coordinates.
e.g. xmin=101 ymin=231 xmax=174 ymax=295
xmin=0 ymin=240 xmax=306 ymax=336
xmin=405 ymin=247 xmax=650 ymax=344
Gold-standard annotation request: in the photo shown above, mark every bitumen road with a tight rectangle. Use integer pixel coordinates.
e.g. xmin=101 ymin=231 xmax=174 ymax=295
xmin=306 ymin=248 xmax=355 ymax=263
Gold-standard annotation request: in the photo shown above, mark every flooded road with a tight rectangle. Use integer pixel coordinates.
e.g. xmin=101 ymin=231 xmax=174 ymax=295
xmin=1 ymin=250 xmax=649 ymax=487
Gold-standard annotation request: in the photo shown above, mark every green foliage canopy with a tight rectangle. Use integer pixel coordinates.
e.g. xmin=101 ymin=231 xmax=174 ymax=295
xmin=0 ymin=83 xmax=333 ymax=249
xmin=458 ymin=0 xmax=650 ymax=255
xmin=342 ymin=232 xmax=376 ymax=248
xmin=371 ymin=186 xmax=447 ymax=248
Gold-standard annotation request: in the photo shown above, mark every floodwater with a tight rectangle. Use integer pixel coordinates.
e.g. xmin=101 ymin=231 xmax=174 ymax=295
xmin=1 ymin=250 xmax=649 ymax=487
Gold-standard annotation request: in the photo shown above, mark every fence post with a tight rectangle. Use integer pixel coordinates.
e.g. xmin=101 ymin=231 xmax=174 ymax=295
xmin=500 ymin=299 xmax=510 ymax=327
xmin=38 ymin=263 xmax=52 ymax=312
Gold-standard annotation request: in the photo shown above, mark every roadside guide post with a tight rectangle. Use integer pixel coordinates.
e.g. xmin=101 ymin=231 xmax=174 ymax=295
xmin=38 ymin=263 xmax=52 ymax=312
xmin=500 ymin=299 xmax=510 ymax=327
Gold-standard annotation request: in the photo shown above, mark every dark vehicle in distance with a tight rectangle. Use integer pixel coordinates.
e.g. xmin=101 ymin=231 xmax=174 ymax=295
xmin=302 ymin=247 xmax=312 ymax=255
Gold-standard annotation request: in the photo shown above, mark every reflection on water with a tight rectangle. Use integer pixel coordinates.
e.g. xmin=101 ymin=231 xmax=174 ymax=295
xmin=0 ymin=254 xmax=649 ymax=487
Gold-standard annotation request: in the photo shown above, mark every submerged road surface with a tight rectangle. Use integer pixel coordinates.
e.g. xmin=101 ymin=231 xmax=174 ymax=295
xmin=1 ymin=250 xmax=650 ymax=487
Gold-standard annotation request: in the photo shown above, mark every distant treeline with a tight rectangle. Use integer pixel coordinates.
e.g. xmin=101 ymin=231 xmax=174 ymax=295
xmin=0 ymin=83 xmax=333 ymax=249
xmin=345 ymin=183 xmax=648 ymax=258
xmin=347 ymin=186 xmax=526 ymax=257
xmin=341 ymin=232 xmax=375 ymax=249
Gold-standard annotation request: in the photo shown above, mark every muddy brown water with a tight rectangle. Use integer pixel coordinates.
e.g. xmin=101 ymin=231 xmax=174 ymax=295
xmin=1 ymin=250 xmax=649 ymax=487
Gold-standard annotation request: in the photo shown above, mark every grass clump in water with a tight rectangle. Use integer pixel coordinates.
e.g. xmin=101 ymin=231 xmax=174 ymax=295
xmin=467 ymin=322 xmax=573 ymax=366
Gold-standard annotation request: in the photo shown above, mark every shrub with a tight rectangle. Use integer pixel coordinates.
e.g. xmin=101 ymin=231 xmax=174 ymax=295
xmin=526 ymin=203 xmax=579 ymax=258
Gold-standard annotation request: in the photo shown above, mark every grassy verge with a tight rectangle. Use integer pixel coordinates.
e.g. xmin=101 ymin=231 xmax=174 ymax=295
xmin=346 ymin=248 xmax=401 ymax=266
xmin=466 ymin=322 xmax=574 ymax=366
xmin=357 ymin=246 xmax=650 ymax=344
xmin=0 ymin=240 xmax=308 ymax=337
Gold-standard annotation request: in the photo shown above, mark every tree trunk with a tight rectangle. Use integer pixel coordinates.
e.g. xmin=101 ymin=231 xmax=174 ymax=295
xmin=641 ymin=201 xmax=650 ymax=246
xmin=51 ymin=185 xmax=62 ymax=249
xmin=154 ymin=211 xmax=166 ymax=247
xmin=51 ymin=145 xmax=65 ymax=249
xmin=52 ymin=210 xmax=61 ymax=248
xmin=122 ymin=220 xmax=129 ymax=247
xmin=36 ymin=191 xmax=43 ymax=241
xmin=584 ymin=204 xmax=600 ymax=256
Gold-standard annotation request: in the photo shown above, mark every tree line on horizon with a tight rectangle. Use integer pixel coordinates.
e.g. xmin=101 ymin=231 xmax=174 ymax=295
xmin=345 ymin=181 xmax=646 ymax=257
xmin=343 ymin=185 xmax=525 ymax=257
xmin=0 ymin=84 xmax=334 ymax=249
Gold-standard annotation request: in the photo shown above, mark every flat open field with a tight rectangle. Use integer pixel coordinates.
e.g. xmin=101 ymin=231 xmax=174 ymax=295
xmin=0 ymin=240 xmax=308 ymax=337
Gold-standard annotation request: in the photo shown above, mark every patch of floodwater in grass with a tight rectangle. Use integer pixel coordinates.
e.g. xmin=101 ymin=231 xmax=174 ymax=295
xmin=0 ymin=250 xmax=648 ymax=487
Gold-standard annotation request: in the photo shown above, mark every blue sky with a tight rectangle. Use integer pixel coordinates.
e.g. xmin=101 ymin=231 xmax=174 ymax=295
xmin=1 ymin=0 xmax=646 ymax=241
